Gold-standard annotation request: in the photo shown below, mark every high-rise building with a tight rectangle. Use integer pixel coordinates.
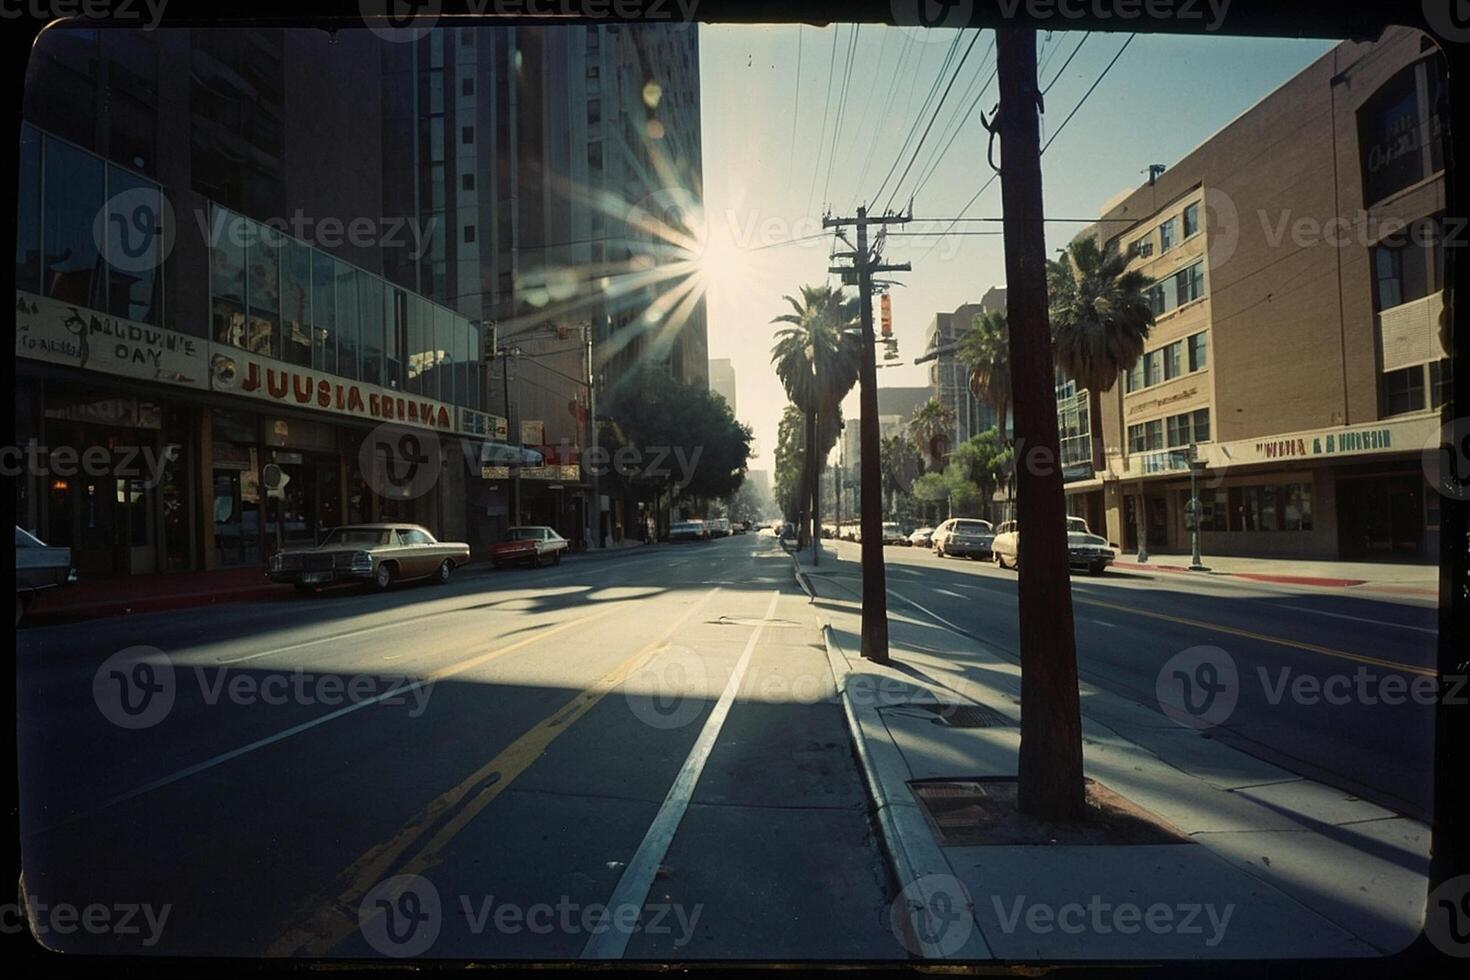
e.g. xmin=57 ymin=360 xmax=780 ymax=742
xmin=708 ymin=357 xmax=736 ymax=414
xmin=917 ymin=288 xmax=1007 ymax=458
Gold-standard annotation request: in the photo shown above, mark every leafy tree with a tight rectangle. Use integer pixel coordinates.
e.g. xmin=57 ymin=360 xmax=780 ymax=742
xmin=908 ymin=398 xmax=956 ymax=473
xmin=959 ymin=308 xmax=1012 ymax=443
xmin=773 ymin=404 xmax=807 ymax=525
xmin=947 ymin=427 xmax=1013 ymax=522
xmin=910 ymin=472 xmax=951 ymax=524
xmin=770 ymin=284 xmax=862 ymax=548
xmin=878 ymin=433 xmax=921 ymax=519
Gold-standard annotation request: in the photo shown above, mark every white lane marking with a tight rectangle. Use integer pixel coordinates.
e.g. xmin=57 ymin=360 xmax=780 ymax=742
xmin=1090 ymin=620 xmax=1119 ymax=629
xmin=934 ymin=588 xmax=966 ymax=599
xmin=581 ymin=590 xmax=781 ymax=960
xmin=1265 ymin=602 xmax=1437 ymax=635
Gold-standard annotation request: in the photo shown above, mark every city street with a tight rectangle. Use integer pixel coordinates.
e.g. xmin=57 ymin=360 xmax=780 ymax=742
xmin=16 ymin=534 xmax=898 ymax=958
xmin=809 ymin=539 xmax=1438 ymax=822
xmin=16 ymin=531 xmax=1438 ymax=957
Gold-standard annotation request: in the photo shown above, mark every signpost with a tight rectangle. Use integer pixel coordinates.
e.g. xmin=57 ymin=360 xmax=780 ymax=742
xmin=1186 ymin=443 xmax=1210 ymax=571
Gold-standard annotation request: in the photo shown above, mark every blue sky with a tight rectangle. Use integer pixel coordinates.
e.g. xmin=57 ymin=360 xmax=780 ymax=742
xmin=693 ymin=25 xmax=1335 ymax=473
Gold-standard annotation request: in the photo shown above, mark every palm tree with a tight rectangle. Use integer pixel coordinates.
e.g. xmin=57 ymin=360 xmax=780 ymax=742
xmin=771 ymin=284 xmax=862 ymax=549
xmin=909 ymin=398 xmax=956 ymax=474
xmin=1048 ymin=236 xmax=1157 ymax=554
xmin=878 ymin=434 xmax=920 ymax=518
xmin=959 ymin=309 xmax=1013 ymax=445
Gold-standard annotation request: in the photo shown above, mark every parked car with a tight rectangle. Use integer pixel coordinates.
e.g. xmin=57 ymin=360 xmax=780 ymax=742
xmin=933 ymin=518 xmax=996 ymax=560
xmin=991 ymin=519 xmax=1115 ymax=575
xmin=670 ymin=520 xmax=708 ymax=542
xmin=881 ymin=522 xmax=908 ymax=545
xmin=15 ymin=525 xmax=77 ymax=625
xmin=908 ymin=526 xmax=935 ymax=548
xmin=270 ymin=523 xmax=470 ymax=591
xmin=491 ymin=525 xmax=570 ymax=568
xmin=708 ymin=518 xmax=732 ymax=538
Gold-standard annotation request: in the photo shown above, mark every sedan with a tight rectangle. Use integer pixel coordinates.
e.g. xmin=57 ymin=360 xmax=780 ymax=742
xmin=670 ymin=520 xmax=708 ymax=542
xmin=992 ymin=520 xmax=1115 ymax=575
xmin=933 ymin=518 xmax=995 ymax=560
xmin=908 ymin=527 xmax=935 ymax=548
xmin=15 ymin=525 xmax=77 ymax=625
xmin=270 ymin=523 xmax=471 ymax=591
xmin=492 ymin=526 xmax=570 ymax=568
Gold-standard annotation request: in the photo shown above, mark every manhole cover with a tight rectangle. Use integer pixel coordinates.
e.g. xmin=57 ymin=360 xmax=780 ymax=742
xmin=884 ymin=701 xmax=1015 ymax=728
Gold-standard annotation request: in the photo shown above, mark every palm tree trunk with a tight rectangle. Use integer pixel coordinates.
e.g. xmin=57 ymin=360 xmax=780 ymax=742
xmin=798 ymin=407 xmax=816 ymax=550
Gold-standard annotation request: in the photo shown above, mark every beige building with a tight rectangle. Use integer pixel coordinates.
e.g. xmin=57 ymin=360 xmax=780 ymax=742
xmin=1069 ymin=26 xmax=1449 ymax=562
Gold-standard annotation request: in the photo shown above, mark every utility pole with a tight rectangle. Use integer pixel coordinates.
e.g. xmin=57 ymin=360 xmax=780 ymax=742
xmin=495 ymin=341 xmax=522 ymax=527
xmin=995 ymin=27 xmax=1085 ymax=820
xmin=826 ymin=205 xmax=911 ymax=664
xmin=586 ymin=321 xmax=602 ymax=548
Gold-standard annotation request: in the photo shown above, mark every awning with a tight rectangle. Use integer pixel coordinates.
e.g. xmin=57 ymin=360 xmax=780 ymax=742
xmin=478 ymin=442 xmax=545 ymax=466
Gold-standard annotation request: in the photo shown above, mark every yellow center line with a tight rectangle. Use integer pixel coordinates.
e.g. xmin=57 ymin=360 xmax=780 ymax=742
xmin=1075 ymin=596 xmax=1435 ymax=678
xmin=267 ymin=586 xmax=722 ymax=957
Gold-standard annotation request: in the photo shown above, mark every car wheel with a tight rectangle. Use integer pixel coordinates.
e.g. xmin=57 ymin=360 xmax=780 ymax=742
xmin=553 ymin=549 xmax=562 ymax=566
xmin=1089 ymin=562 xmax=1107 ymax=576
xmin=373 ymin=562 xmax=394 ymax=591
xmin=436 ymin=559 xmax=454 ymax=584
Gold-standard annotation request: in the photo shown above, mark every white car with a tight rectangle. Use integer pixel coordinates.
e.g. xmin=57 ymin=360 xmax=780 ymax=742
xmin=908 ymin=527 xmax=935 ymax=547
xmin=881 ymin=522 xmax=908 ymax=545
xmin=992 ymin=518 xmax=1114 ymax=575
xmin=932 ymin=518 xmax=995 ymax=559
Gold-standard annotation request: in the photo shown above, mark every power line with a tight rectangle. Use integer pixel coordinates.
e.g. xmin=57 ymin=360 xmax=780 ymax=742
xmin=870 ymin=29 xmax=965 ymax=207
xmin=822 ymin=24 xmax=861 ymax=213
xmin=787 ymin=25 xmax=802 ymax=179
xmin=882 ymin=28 xmax=987 ymax=213
xmin=804 ymin=27 xmax=841 ymax=218
xmin=1042 ymin=33 xmax=1135 ymax=154
xmin=1041 ymin=32 xmax=1089 ymax=95
xmin=908 ymin=44 xmax=1000 ymax=205
xmin=854 ymin=32 xmax=915 ymax=197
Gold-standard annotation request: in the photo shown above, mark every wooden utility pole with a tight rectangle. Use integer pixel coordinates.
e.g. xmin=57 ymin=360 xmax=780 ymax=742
xmin=826 ymin=206 xmax=911 ymax=664
xmin=996 ymin=28 xmax=1085 ymax=819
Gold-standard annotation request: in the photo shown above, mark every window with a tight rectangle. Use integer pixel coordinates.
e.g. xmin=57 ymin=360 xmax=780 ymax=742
xmin=1430 ymin=358 xmax=1454 ymax=409
xmin=462 ymin=173 xmax=475 ymax=191
xmin=335 ymin=261 xmax=359 ymax=380
xmin=1381 ymin=364 xmax=1425 ymax=416
xmin=311 ymin=250 xmax=336 ymax=375
xmin=1159 ymin=217 xmax=1178 ymax=253
xmin=461 ymin=125 xmax=474 ymax=144
xmin=1187 ymin=331 xmax=1208 ymax=371
xmin=1283 ymin=483 xmax=1313 ymax=531
xmin=1192 ymin=408 xmax=1211 ymax=443
xmin=1126 ymin=360 xmax=1144 ymax=393
xmin=1176 ymin=262 xmax=1206 ymax=305
xmin=588 ymin=99 xmax=601 ymax=125
xmin=1370 ymin=218 xmax=1440 ymax=311
xmin=1127 ymin=419 xmax=1164 ymax=453
xmin=101 ymin=165 xmax=164 ymax=323
xmin=1163 ymin=340 xmax=1184 ymax=380
xmin=1129 ymin=236 xmax=1153 ymax=259
xmin=588 ymin=141 xmax=603 ymax=171
xmin=1182 ymin=201 xmax=1200 ymax=238
xmin=359 ymin=272 xmax=384 ymax=386
xmin=43 ymin=137 xmax=105 ymax=311
xmin=245 ymin=222 xmax=281 ymax=357
xmin=1229 ymin=486 xmax=1263 ymax=531
xmin=16 ymin=124 xmax=41 ymax=294
xmin=464 ymin=225 xmax=476 ymax=243
xmin=281 ymin=241 xmax=312 ymax=367
xmin=1358 ymin=59 xmax=1445 ymax=206
xmin=1147 ymin=283 xmax=1168 ymax=317
xmin=1166 ymin=413 xmax=1192 ymax=448
xmin=461 ymin=76 xmax=473 ymax=96
xmin=1143 ymin=349 xmax=1164 ymax=387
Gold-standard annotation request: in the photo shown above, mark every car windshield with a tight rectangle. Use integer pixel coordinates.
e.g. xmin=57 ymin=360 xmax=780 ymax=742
xmin=12 ymin=13 xmax=1449 ymax=968
xmin=320 ymin=528 xmax=390 ymax=548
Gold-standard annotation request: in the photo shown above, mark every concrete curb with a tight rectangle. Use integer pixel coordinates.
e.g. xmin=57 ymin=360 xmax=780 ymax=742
xmin=820 ymin=621 xmax=993 ymax=961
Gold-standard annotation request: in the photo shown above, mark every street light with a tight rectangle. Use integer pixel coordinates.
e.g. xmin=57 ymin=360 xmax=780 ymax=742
xmin=1186 ymin=443 xmax=1211 ymax=571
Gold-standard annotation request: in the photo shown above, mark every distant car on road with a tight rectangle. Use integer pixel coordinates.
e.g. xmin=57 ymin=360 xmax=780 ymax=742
xmin=270 ymin=523 xmax=470 ymax=591
xmin=670 ymin=520 xmax=708 ymax=542
xmin=908 ymin=526 xmax=935 ymax=548
xmin=491 ymin=525 xmax=570 ymax=568
xmin=933 ymin=518 xmax=995 ymax=560
xmin=708 ymin=518 xmax=732 ymax=538
xmin=991 ymin=519 xmax=1114 ymax=575
xmin=880 ymin=522 xmax=908 ymax=545
xmin=15 ymin=526 xmax=77 ymax=625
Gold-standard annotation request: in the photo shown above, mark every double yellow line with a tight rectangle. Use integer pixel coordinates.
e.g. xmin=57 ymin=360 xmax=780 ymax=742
xmin=267 ymin=587 xmax=721 ymax=957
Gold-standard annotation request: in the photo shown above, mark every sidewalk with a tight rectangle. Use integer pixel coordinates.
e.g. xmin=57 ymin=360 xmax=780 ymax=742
xmin=792 ymin=546 xmax=1429 ymax=960
xmin=24 ymin=541 xmax=667 ymax=624
xmin=1109 ymin=552 xmax=1437 ymax=595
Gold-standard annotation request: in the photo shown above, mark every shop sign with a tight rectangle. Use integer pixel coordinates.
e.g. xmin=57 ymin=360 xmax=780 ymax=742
xmin=16 ymin=291 xmax=207 ymax=389
xmin=521 ymin=420 xmax=545 ymax=445
xmin=1206 ymin=415 xmax=1438 ymax=469
xmin=460 ymin=407 xmax=509 ymax=440
xmin=481 ymin=465 xmax=510 ymax=480
xmin=209 ymin=345 xmax=464 ymax=435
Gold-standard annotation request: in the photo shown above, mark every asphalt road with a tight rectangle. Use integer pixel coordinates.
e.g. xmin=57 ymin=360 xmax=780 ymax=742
xmin=16 ymin=534 xmax=901 ymax=959
xmin=813 ymin=538 xmax=1439 ymax=822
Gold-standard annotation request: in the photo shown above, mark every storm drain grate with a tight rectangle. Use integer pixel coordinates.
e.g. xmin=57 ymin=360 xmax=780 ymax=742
xmin=885 ymin=701 xmax=1016 ymax=728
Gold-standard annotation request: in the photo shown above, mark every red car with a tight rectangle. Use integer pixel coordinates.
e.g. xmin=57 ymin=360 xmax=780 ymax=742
xmin=491 ymin=526 xmax=570 ymax=568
